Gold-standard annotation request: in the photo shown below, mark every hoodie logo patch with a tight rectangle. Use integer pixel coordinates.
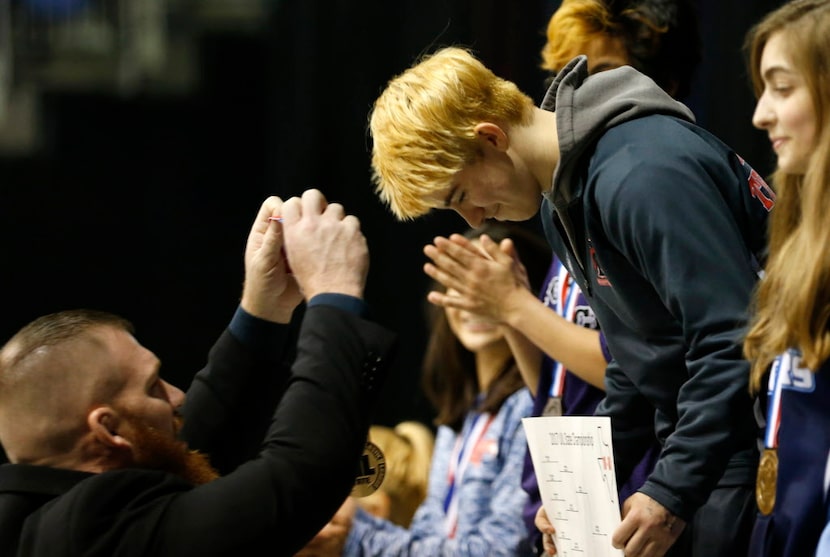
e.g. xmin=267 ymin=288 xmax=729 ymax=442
xmin=589 ymin=245 xmax=611 ymax=287
xmin=738 ymin=155 xmax=775 ymax=211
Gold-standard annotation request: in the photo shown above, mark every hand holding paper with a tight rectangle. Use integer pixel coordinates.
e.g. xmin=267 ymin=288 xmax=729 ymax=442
xmin=522 ymin=416 xmax=624 ymax=557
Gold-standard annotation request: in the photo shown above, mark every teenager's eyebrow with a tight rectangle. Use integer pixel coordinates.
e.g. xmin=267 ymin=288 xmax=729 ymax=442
xmin=443 ymin=185 xmax=457 ymax=208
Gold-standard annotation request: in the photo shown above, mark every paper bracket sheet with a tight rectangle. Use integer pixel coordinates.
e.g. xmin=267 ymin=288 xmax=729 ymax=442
xmin=522 ymin=415 xmax=624 ymax=557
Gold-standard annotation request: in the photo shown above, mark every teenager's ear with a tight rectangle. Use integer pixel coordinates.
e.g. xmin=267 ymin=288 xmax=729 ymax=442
xmin=88 ymin=406 xmax=133 ymax=451
xmin=473 ymin=122 xmax=509 ymax=151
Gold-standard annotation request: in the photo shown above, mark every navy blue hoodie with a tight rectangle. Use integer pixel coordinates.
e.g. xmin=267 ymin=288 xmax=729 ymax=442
xmin=540 ymin=56 xmax=773 ymax=521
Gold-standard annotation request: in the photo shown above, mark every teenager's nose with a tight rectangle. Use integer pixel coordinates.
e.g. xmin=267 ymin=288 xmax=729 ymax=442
xmin=456 ymin=206 xmax=484 ymax=228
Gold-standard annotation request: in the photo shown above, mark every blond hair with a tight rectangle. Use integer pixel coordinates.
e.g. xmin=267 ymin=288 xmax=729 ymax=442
xmin=743 ymin=0 xmax=830 ymax=391
xmin=366 ymin=421 xmax=434 ymax=527
xmin=369 ymin=47 xmax=534 ymax=220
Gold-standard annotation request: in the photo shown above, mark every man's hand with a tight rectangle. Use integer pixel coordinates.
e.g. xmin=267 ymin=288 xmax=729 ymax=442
xmin=241 ymin=195 xmax=303 ymax=324
xmin=294 ymin=497 xmax=357 ymax=557
xmin=612 ymin=492 xmax=686 ymax=557
xmin=281 ymin=189 xmax=368 ymax=302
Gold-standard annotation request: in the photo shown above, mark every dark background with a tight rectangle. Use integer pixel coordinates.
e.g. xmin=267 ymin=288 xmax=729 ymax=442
xmin=0 ymin=0 xmax=783 ymax=435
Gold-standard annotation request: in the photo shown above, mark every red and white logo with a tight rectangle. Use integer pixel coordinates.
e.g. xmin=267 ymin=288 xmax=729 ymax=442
xmin=738 ymin=154 xmax=775 ymax=211
xmin=589 ymin=245 xmax=611 ymax=287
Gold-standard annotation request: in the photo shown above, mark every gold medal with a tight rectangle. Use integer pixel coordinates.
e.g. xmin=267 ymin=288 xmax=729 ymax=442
xmin=756 ymin=448 xmax=778 ymax=515
xmin=351 ymin=440 xmax=386 ymax=498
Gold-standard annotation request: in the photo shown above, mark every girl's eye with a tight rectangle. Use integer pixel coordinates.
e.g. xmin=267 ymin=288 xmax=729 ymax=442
xmin=770 ymin=82 xmax=793 ymax=95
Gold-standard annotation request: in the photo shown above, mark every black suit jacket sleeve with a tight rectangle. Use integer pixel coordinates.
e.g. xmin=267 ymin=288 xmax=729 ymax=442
xmin=149 ymin=304 xmax=397 ymax=556
xmin=179 ymin=316 xmax=294 ymax=475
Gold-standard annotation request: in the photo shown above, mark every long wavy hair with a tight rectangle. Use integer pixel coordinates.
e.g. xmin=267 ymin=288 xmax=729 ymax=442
xmin=743 ymin=0 xmax=830 ymax=392
xmin=421 ymin=222 xmax=551 ymax=430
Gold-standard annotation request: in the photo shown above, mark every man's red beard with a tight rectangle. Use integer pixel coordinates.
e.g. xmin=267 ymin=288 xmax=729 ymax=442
xmin=118 ymin=413 xmax=220 ymax=486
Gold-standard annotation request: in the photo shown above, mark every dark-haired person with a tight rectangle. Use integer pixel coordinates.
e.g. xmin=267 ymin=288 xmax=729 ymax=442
xmin=298 ymin=221 xmax=551 ymax=556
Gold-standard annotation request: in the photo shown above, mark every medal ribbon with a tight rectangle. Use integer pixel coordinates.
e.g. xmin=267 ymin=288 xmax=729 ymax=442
xmin=764 ymin=353 xmax=786 ymax=449
xmin=443 ymin=412 xmax=495 ymax=538
xmin=548 ymin=263 xmax=580 ymax=399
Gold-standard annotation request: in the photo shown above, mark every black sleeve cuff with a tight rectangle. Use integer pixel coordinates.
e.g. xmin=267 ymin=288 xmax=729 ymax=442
xmin=228 ymin=306 xmax=287 ymax=350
